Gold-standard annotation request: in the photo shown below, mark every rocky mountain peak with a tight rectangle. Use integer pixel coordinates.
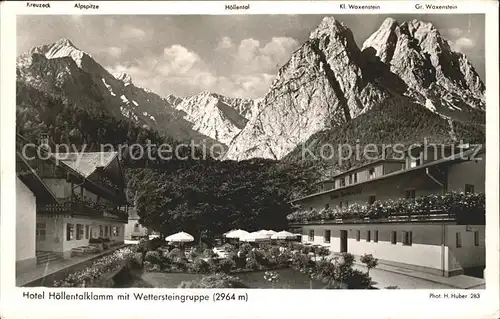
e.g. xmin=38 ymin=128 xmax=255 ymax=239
xmin=27 ymin=38 xmax=91 ymax=69
xmin=309 ymin=16 xmax=348 ymax=38
xmin=54 ymin=38 xmax=76 ymax=48
xmin=362 ymin=17 xmax=484 ymax=110
xmin=114 ymin=72 xmax=133 ymax=86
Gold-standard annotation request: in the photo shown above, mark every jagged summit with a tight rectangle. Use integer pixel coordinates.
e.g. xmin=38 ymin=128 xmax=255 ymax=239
xmin=54 ymin=38 xmax=76 ymax=48
xmin=310 ymin=16 xmax=349 ymax=37
xmin=114 ymin=72 xmax=132 ymax=86
xmin=362 ymin=17 xmax=484 ymax=109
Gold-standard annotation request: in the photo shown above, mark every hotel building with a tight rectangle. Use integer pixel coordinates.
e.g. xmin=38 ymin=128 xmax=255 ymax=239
xmin=289 ymin=144 xmax=485 ymax=277
xmin=16 ymin=134 xmax=129 ymax=272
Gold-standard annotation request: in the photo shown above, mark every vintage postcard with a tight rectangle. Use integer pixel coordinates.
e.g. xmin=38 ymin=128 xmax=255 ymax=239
xmin=1 ymin=1 xmax=499 ymax=318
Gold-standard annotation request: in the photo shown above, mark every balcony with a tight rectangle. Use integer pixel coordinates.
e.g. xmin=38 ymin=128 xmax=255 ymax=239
xmin=287 ymin=192 xmax=485 ymax=225
xmin=37 ymin=196 xmax=128 ymax=222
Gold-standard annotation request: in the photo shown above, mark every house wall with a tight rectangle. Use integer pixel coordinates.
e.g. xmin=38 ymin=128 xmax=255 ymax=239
xmin=446 ymin=225 xmax=485 ymax=272
xmin=297 ymin=170 xmax=442 ymax=210
xmin=16 ymin=178 xmax=37 ymax=271
xmin=447 ymin=159 xmax=485 ymax=193
xmin=36 ymin=215 xmax=125 ymax=258
xmin=300 ymin=223 xmax=485 ymax=276
xmin=35 ymin=215 xmax=65 ymax=252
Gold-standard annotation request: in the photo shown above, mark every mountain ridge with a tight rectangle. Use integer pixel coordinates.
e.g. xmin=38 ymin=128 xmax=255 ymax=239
xmin=16 ymin=16 xmax=485 ymax=162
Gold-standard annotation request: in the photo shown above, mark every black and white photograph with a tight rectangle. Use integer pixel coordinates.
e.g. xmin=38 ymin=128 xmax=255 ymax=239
xmin=11 ymin=11 xmax=491 ymax=292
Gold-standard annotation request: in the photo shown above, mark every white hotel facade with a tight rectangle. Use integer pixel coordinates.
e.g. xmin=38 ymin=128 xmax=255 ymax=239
xmin=289 ymin=144 xmax=486 ymax=277
xmin=16 ymin=134 xmax=129 ymax=273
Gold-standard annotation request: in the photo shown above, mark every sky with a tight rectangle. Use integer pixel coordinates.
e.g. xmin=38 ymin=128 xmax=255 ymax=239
xmin=17 ymin=14 xmax=485 ymax=99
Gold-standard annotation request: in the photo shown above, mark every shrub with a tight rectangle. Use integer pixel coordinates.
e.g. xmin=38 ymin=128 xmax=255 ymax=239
xmin=239 ymin=243 xmax=252 ymax=257
xmin=227 ymin=251 xmax=246 ymax=269
xmin=385 ymin=285 xmax=400 ymax=289
xmin=345 ymin=269 xmax=372 ymax=289
xmin=145 ymin=251 xmax=161 ymax=265
xmin=168 ymin=248 xmax=182 ymax=260
xmin=203 ymin=248 xmax=218 ymax=258
xmin=174 ymin=257 xmax=189 ymax=272
xmin=222 ymin=243 xmax=236 ymax=253
xmin=190 ymin=258 xmax=210 ymax=274
xmin=207 ymin=258 xmax=220 ymax=273
xmin=314 ymin=246 xmax=331 ymax=259
xmin=53 ymin=247 xmax=135 ymax=287
xmin=360 ymin=254 xmax=378 ymax=275
xmin=144 ymin=261 xmax=161 ymax=272
xmin=246 ymin=249 xmax=265 ymax=270
xmin=218 ymin=258 xmax=236 ymax=274
xmin=131 ymin=252 xmax=143 ymax=269
xmin=177 ymin=273 xmax=248 ymax=288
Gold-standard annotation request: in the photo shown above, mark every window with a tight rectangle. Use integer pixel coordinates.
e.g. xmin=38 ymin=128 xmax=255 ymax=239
xmin=402 ymin=231 xmax=412 ymax=246
xmin=339 ymin=201 xmax=343 ymax=209
xmin=340 ymin=179 xmax=346 ymax=187
xmin=456 ymin=232 xmax=462 ymax=248
xmin=85 ymin=225 xmax=90 ymax=239
xmin=324 ymin=230 xmax=331 ymax=243
xmin=66 ymin=223 xmax=74 ymax=241
xmin=366 ymin=230 xmax=371 ymax=242
xmin=76 ymin=224 xmax=84 ymax=240
xmin=112 ymin=226 xmax=118 ymax=237
xmin=391 ymin=231 xmax=397 ymax=244
xmin=105 ymin=226 xmax=109 ymax=237
xmin=348 ymin=175 xmax=353 ymax=185
xmin=373 ymin=230 xmax=379 ymax=243
xmin=368 ymin=195 xmax=376 ymax=205
xmin=368 ymin=168 xmax=375 ymax=179
xmin=356 ymin=230 xmax=360 ymax=241
xmin=353 ymin=173 xmax=357 ymax=183
xmin=134 ymin=223 xmax=140 ymax=232
xmin=308 ymin=230 xmax=315 ymax=241
xmin=36 ymin=223 xmax=46 ymax=241
xmin=116 ymin=226 xmax=120 ymax=236
xmin=465 ymin=184 xmax=475 ymax=194
xmin=474 ymin=231 xmax=480 ymax=246
xmin=405 ymin=189 xmax=416 ymax=199
xmin=99 ymin=225 xmax=103 ymax=237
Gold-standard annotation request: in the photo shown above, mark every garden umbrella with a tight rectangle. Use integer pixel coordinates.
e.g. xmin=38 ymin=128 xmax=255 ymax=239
xmin=256 ymin=230 xmax=276 ymax=239
xmin=165 ymin=231 xmax=194 ymax=242
xmin=224 ymin=229 xmax=249 ymax=239
xmin=165 ymin=231 xmax=194 ymax=255
xmin=240 ymin=231 xmax=271 ymax=242
xmin=271 ymin=231 xmax=299 ymax=240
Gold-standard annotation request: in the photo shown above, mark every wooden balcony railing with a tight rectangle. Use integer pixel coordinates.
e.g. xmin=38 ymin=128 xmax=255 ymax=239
xmin=37 ymin=197 xmax=128 ymax=222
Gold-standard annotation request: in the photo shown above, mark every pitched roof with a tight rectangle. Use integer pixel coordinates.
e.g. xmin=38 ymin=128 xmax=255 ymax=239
xmin=52 ymin=152 xmax=118 ymax=178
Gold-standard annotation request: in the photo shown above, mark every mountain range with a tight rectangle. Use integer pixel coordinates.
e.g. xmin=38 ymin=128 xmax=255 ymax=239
xmin=16 ymin=17 xmax=485 ymax=161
